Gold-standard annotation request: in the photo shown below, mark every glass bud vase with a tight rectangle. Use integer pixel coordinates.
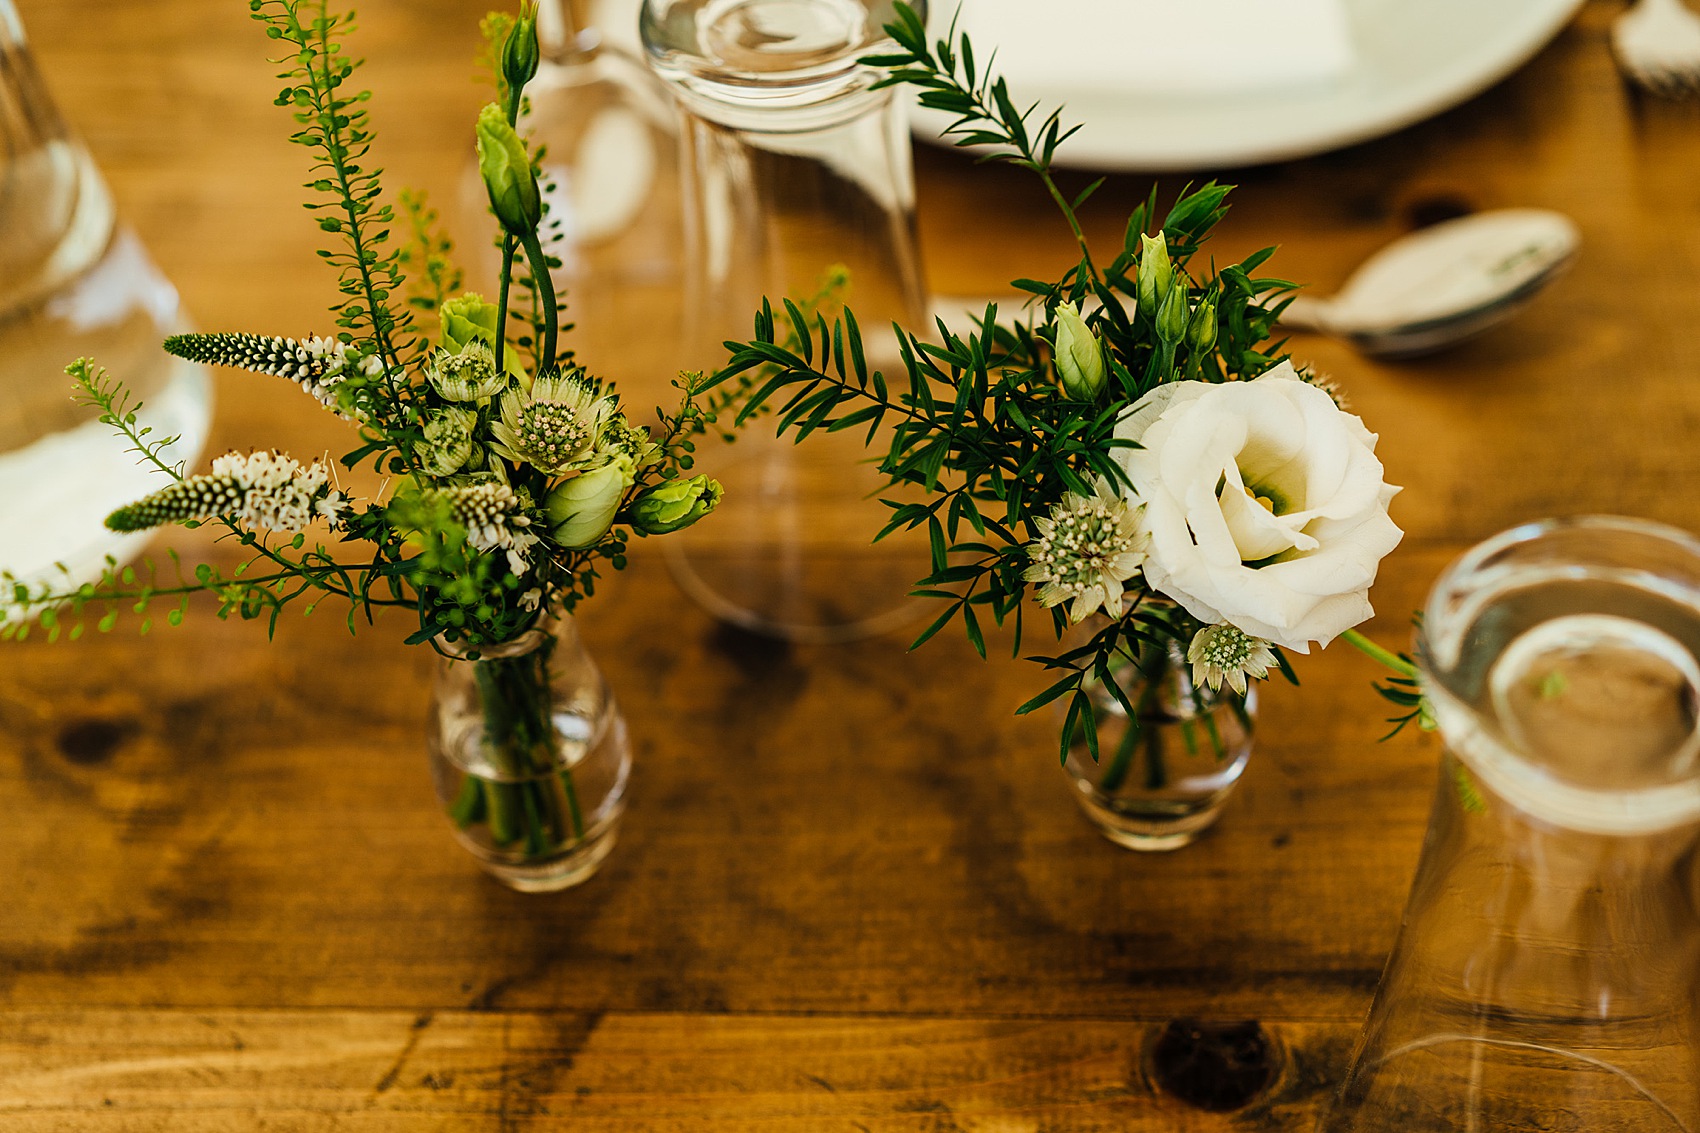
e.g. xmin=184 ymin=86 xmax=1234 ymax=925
xmin=0 ymin=0 xmax=212 ymax=592
xmin=1063 ymin=630 xmax=1256 ymax=852
xmin=1320 ymin=516 xmax=1700 ymax=1133
xmin=426 ymin=613 xmax=632 ymax=893
xmin=640 ymin=0 xmax=933 ymax=642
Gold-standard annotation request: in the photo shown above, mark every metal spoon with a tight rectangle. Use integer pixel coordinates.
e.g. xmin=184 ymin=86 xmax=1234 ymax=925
xmin=1278 ymin=208 xmax=1581 ymax=359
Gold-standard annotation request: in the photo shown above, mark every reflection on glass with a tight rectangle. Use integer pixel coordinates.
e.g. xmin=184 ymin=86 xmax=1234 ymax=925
xmin=1322 ymin=517 xmax=1700 ymax=1133
xmin=641 ymin=0 xmax=932 ymax=642
xmin=0 ymin=0 xmax=211 ymax=593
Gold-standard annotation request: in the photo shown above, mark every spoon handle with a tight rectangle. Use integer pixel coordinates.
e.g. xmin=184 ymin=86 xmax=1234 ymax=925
xmin=1275 ymin=293 xmax=1334 ymax=332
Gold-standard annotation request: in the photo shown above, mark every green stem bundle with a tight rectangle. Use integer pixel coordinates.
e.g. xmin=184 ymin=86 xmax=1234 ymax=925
xmin=451 ymin=637 xmax=586 ymax=858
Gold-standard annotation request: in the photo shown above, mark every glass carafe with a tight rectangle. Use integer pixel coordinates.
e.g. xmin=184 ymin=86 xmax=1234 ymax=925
xmin=640 ymin=0 xmax=932 ymax=642
xmin=1321 ymin=516 xmax=1700 ymax=1133
xmin=0 ymin=1 xmax=211 ymax=593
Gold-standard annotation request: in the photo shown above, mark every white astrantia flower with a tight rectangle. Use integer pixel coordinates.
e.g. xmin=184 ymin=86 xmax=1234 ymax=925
xmin=208 ymin=450 xmax=332 ymax=533
xmin=596 ymin=412 xmax=662 ymax=469
xmin=425 ymin=340 xmax=508 ymax=403
xmin=1111 ymin=360 xmax=1403 ymax=653
xmin=487 ymin=372 xmax=611 ymax=475
xmin=1022 ymin=479 xmax=1147 ymax=623
xmin=437 ymin=482 xmax=538 ymax=574
xmin=1187 ymin=624 xmax=1275 ymax=696
xmin=420 ymin=407 xmax=478 ymax=477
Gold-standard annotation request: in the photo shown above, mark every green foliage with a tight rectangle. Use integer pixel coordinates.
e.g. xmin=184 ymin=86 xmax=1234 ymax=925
xmin=479 ymin=11 xmax=518 ymax=105
xmin=1348 ymin=621 xmax=1433 ymax=739
xmin=5 ymin=4 xmax=733 ymax=654
xmin=713 ymin=4 xmax=1300 ymax=753
xmin=398 ymin=189 xmax=465 ymax=348
xmin=250 ymin=0 xmax=415 ymax=432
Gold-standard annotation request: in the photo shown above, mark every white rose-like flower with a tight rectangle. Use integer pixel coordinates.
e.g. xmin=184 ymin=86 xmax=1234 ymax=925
xmin=1111 ymin=361 xmax=1402 ymax=653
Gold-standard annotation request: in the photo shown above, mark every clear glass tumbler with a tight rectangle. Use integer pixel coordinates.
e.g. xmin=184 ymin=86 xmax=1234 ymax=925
xmin=1320 ymin=516 xmax=1700 ymax=1132
xmin=464 ymin=0 xmax=688 ymax=411
xmin=0 ymin=0 xmax=211 ymax=592
xmin=640 ymin=0 xmax=932 ymax=642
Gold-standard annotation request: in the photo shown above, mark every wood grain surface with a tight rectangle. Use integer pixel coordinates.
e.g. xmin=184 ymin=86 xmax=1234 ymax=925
xmin=2 ymin=0 xmax=1693 ymax=1128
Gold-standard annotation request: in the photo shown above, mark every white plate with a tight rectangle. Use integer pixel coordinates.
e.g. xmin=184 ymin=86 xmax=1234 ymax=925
xmin=912 ymin=0 xmax=1588 ymax=171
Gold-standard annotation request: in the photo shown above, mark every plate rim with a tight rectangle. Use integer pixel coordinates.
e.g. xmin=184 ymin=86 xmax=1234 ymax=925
xmin=911 ymin=0 xmax=1590 ymax=172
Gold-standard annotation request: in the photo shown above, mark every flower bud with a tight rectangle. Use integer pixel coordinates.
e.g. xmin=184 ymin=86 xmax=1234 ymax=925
xmin=1052 ymin=301 xmax=1106 ymax=401
xmin=629 ymin=475 xmax=722 ymax=536
xmin=440 ymin=293 xmax=501 ymax=353
xmin=502 ymin=11 xmax=540 ymax=95
xmin=1137 ymin=232 xmax=1172 ymax=314
xmin=420 ymin=407 xmax=479 ymax=477
xmin=476 ymin=103 xmax=542 ymax=238
xmin=1157 ymin=281 xmax=1191 ymax=345
xmin=1187 ymin=299 xmax=1218 ymax=354
xmin=545 ymin=456 xmax=634 ymax=549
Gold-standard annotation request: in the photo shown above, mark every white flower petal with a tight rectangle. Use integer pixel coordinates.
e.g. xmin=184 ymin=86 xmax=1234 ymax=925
xmin=1118 ymin=364 xmax=1403 ymax=652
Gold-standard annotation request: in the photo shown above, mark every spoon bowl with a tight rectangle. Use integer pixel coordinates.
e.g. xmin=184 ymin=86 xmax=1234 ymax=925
xmin=1280 ymin=208 xmax=1581 ymax=359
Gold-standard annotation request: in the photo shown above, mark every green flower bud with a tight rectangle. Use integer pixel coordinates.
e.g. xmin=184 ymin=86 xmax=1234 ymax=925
xmin=1188 ymin=299 xmax=1218 ymax=354
xmin=1052 ymin=301 xmax=1106 ymax=401
xmin=1137 ymin=232 xmax=1173 ymax=314
xmin=629 ymin=475 xmax=723 ymax=535
xmin=420 ymin=407 xmax=479 ymax=477
xmin=502 ymin=12 xmax=540 ymax=95
xmin=476 ymin=103 xmax=542 ymax=238
xmin=440 ymin=293 xmax=501 ymax=353
xmin=545 ymin=456 xmax=634 ymax=549
xmin=439 ymin=293 xmax=525 ymax=382
xmin=1157 ymin=281 xmax=1191 ymax=345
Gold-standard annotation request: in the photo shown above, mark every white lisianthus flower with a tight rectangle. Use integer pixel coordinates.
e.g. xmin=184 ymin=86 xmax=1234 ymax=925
xmin=1022 ymin=480 xmax=1147 ymax=623
xmin=1111 ymin=361 xmax=1402 ymax=652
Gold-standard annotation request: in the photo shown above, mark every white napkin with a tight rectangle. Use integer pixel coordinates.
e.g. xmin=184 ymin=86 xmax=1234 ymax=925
xmin=940 ymin=0 xmax=1357 ymax=99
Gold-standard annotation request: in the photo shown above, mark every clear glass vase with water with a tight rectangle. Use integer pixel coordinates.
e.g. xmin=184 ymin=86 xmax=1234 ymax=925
xmin=1321 ymin=516 xmax=1700 ymax=1132
xmin=0 ymin=0 xmax=211 ymax=595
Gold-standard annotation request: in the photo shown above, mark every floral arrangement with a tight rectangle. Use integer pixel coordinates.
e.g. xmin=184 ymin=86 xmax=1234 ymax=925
xmin=1 ymin=3 xmax=727 ymax=863
xmin=716 ymin=5 xmax=1421 ymax=768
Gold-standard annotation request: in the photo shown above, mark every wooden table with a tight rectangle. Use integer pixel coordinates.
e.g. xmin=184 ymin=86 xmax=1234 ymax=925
xmin=2 ymin=1 xmax=1692 ymax=1128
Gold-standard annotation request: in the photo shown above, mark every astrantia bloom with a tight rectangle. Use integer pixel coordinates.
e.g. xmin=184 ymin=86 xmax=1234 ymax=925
xmin=436 ymin=482 xmax=537 ymax=573
xmin=420 ymin=407 xmax=479 ymax=477
xmin=1022 ymin=480 xmax=1146 ymax=623
xmin=488 ymin=373 xmax=610 ymax=475
xmin=596 ymin=413 xmax=662 ymax=469
xmin=426 ymin=340 xmax=507 ymax=403
xmin=1187 ymin=624 xmax=1275 ymax=696
xmin=105 ymin=450 xmax=333 ymax=534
